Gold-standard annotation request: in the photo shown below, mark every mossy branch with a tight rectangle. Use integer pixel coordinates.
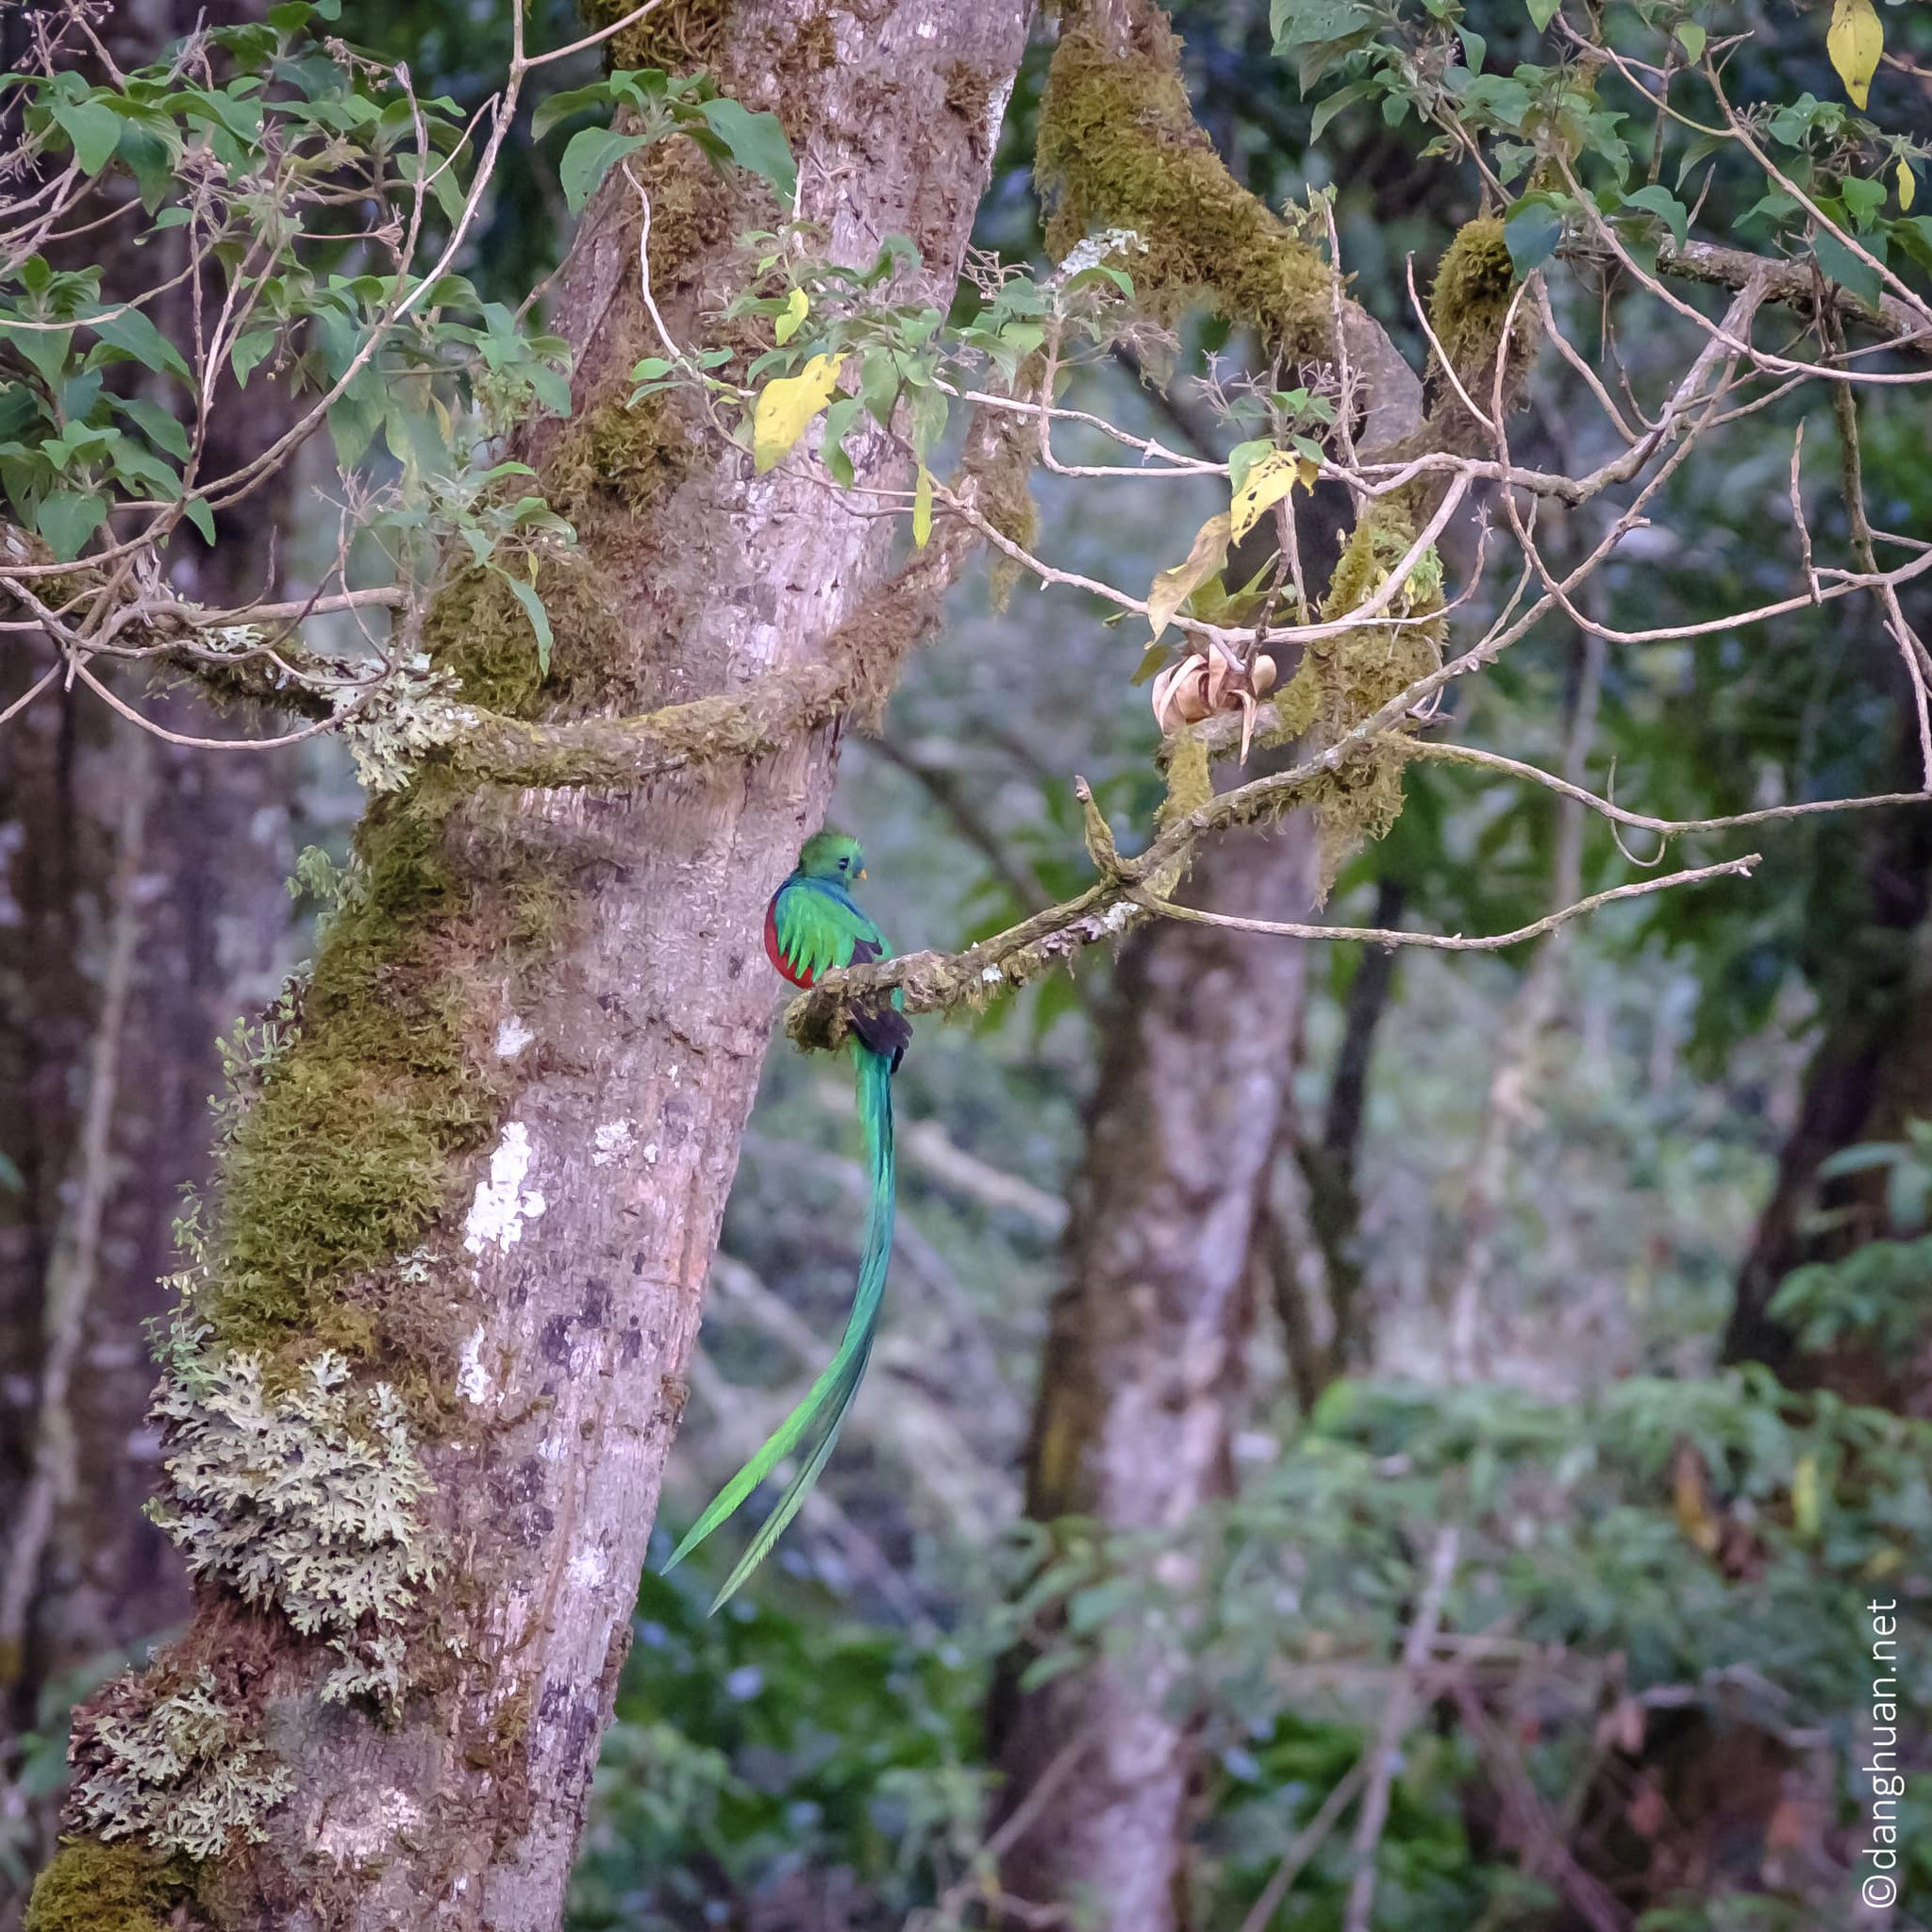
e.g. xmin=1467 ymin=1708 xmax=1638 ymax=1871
xmin=1581 ymin=237 xmax=1932 ymax=355
xmin=451 ymin=662 xmax=853 ymax=788
xmin=784 ymin=737 xmax=1763 ymax=1047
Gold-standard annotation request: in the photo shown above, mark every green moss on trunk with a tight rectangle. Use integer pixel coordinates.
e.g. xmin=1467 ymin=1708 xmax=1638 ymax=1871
xmin=26 ymin=1840 xmax=188 ymax=1932
xmin=1299 ymin=505 xmax=1446 ymax=892
xmin=1036 ymin=28 xmax=1332 ymax=358
xmin=203 ymin=782 xmax=496 ymax=1372
xmin=582 ymin=0 xmax=726 ymax=72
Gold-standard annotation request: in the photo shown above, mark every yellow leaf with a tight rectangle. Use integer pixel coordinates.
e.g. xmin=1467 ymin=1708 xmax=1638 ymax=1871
xmin=1899 ymin=160 xmax=1917 ymax=211
xmin=1672 ymin=1442 xmax=1720 ymax=1555
xmin=912 ymin=460 xmax=932 ymax=549
xmin=1147 ymin=513 xmax=1231 ymax=640
xmin=753 ymin=353 xmax=845 ymax=473
xmin=1228 ymin=449 xmax=1307 ymax=544
xmin=1791 ymin=1454 xmax=1821 ymax=1539
xmin=1826 ymin=0 xmax=1882 ymax=109
xmin=774 ymin=288 xmax=808 ymax=345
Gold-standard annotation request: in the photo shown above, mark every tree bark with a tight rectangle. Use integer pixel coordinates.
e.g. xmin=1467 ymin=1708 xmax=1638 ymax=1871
xmin=988 ymin=810 xmax=1316 ymax=1932
xmin=1 ymin=10 xmax=299 ymax=1891
xmin=30 ymin=6 xmax=1030 ymax=1929
xmin=1724 ymin=798 xmax=1932 ymax=1406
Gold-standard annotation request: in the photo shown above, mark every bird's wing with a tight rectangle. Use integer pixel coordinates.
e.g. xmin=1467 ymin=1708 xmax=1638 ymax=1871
xmin=774 ymin=878 xmax=890 ymax=981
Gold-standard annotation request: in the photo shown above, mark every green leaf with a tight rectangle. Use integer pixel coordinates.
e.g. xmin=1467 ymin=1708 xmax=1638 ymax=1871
xmin=1812 ymin=226 xmax=1883 ymax=308
xmin=774 ymin=287 xmax=808 ymax=345
xmin=1840 ymin=175 xmax=1886 ymax=230
xmin=0 ymin=319 xmax=73 ymax=388
xmin=181 ymin=495 xmax=215 ymax=543
xmin=230 ymin=328 xmax=277 ymax=386
xmin=530 ymin=78 xmax=615 ymax=142
xmin=527 ymin=361 xmax=573 ymax=416
xmin=1270 ymin=0 xmax=1372 ymax=52
xmin=116 ymin=124 xmax=175 ymax=211
xmin=85 ymin=304 xmax=193 ymax=384
xmin=1503 ymin=197 xmax=1564 ymax=274
xmin=1739 ymin=191 xmax=1801 ymax=228
xmin=1892 ymin=216 xmax=1932 ymax=276
xmin=109 ymin=439 xmax=183 ymax=500
xmin=905 ymin=379 xmax=946 ymax=459
xmin=111 ymin=395 xmax=191 ymax=461
xmin=505 ymin=574 xmax=553 ymax=676
xmin=1310 ymin=78 xmax=1374 ymax=142
xmin=558 ymin=126 xmax=649 ymax=212
xmin=1227 ymin=438 xmax=1274 ymax=495
xmin=859 ymin=349 xmax=899 ymax=428
xmin=821 ymin=391 xmax=862 ymax=488
xmin=695 ymin=96 xmax=797 ymax=205
xmin=51 ymin=98 xmax=121 ymax=175
xmin=1457 ymin=72 xmax=1532 ymax=131
xmin=1621 ymin=184 xmax=1689 ymax=249
xmin=326 ymin=390 xmax=381 ymax=470
xmin=1524 ymin=0 xmax=1560 ymax=29
xmin=37 ymin=489 xmax=108 ymax=561
xmin=1131 ymin=642 xmax=1175 ymax=687
xmin=1674 ymin=22 xmax=1707 ymax=62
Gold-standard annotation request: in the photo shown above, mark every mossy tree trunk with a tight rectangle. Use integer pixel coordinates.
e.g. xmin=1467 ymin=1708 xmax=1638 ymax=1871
xmin=29 ymin=6 xmax=1030 ymax=1930
xmin=983 ymin=4 xmax=1524 ymax=1923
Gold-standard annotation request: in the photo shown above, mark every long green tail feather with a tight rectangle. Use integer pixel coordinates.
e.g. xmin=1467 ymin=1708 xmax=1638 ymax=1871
xmin=666 ymin=1041 xmax=895 ymax=1609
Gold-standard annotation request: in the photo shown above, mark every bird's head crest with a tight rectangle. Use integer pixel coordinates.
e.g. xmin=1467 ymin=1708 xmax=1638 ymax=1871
xmin=797 ymin=830 xmax=865 ymax=880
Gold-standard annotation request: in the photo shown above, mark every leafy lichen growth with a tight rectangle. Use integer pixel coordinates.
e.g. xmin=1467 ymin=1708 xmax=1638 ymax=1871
xmin=147 ymin=1344 xmax=437 ymax=1711
xmin=331 ymin=654 xmax=476 ymax=795
xmin=68 ymin=1668 xmax=296 ymax=1861
xmin=1036 ymin=27 xmax=1332 ymax=358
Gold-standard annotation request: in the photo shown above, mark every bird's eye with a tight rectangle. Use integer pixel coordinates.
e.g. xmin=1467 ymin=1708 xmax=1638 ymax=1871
xmin=840 ymin=858 xmax=849 ymax=870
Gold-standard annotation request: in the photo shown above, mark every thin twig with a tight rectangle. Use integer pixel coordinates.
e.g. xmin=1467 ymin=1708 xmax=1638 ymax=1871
xmin=1237 ymin=1753 xmax=1370 ymax=1932
xmin=1341 ymin=1524 xmax=1460 ymax=1932
xmin=1128 ymin=854 xmax=1755 ymax=954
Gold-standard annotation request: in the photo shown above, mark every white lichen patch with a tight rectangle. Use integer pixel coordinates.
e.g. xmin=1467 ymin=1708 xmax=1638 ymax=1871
xmin=73 ymin=1666 xmax=296 ymax=1860
xmin=310 ymin=1781 xmax=426 ymax=1874
xmin=148 ymin=1348 xmax=437 ymax=1711
xmin=567 ymin=1544 xmax=608 ymax=1589
xmin=333 ymin=653 xmax=477 ymax=795
xmin=458 ymin=1324 xmax=491 ymax=1406
xmin=494 ymin=1013 xmax=535 ymax=1058
xmin=591 ymin=1118 xmax=634 ymax=1168
xmin=464 ymin=1121 xmax=547 ymax=1257
xmin=984 ymin=72 xmax=1016 ymax=158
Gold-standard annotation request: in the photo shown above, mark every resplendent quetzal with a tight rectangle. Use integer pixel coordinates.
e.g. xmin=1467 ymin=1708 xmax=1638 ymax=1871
xmin=665 ymin=830 xmax=909 ymax=1608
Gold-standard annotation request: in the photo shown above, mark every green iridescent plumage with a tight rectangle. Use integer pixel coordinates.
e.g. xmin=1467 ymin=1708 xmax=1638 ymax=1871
xmin=665 ymin=832 xmax=907 ymax=1609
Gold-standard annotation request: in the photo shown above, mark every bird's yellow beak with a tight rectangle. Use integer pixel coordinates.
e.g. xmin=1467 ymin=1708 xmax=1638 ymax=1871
xmin=858 ymin=867 xmax=868 ymax=878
